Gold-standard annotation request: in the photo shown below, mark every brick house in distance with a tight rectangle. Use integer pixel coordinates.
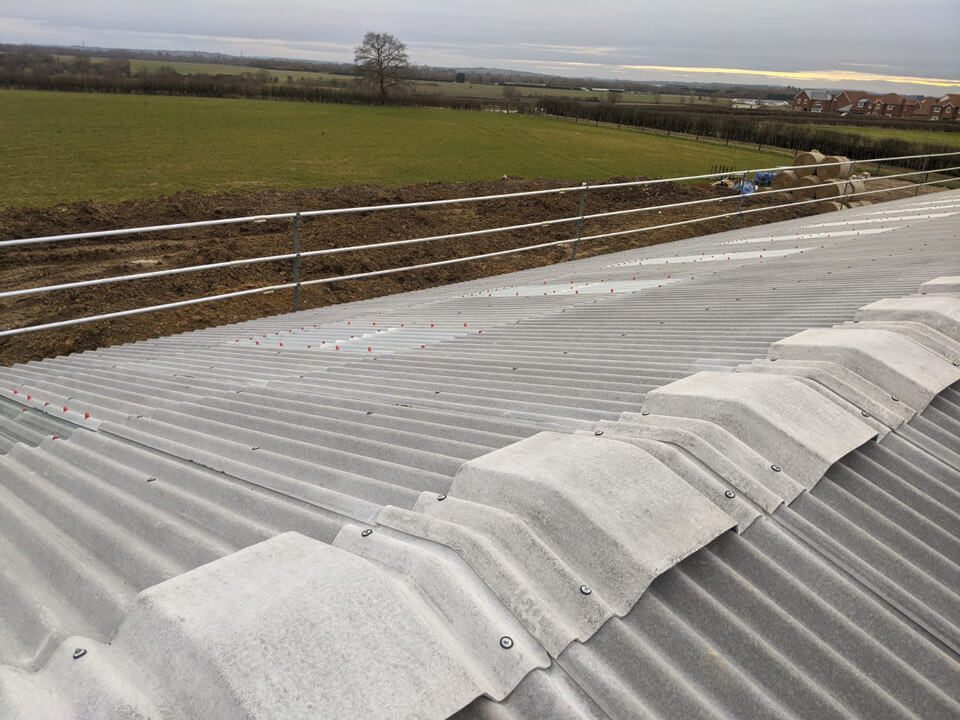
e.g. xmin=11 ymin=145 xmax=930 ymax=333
xmin=792 ymin=89 xmax=960 ymax=121
xmin=868 ymin=93 xmax=918 ymax=118
xmin=833 ymin=90 xmax=874 ymax=115
xmin=932 ymin=95 xmax=960 ymax=121
xmin=792 ymin=89 xmax=836 ymax=112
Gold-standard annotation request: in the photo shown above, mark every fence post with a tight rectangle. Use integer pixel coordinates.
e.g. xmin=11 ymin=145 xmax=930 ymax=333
xmin=291 ymin=212 xmax=302 ymax=312
xmin=571 ymin=182 xmax=587 ymax=261
xmin=916 ymin=155 xmax=930 ymax=196
xmin=735 ymin=173 xmax=747 ymax=225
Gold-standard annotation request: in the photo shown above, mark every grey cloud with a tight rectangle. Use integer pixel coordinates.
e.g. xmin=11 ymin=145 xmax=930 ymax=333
xmin=0 ymin=0 xmax=957 ymax=90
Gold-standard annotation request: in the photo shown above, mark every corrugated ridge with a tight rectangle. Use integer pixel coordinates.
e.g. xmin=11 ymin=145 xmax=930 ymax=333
xmin=457 ymin=393 xmax=960 ymax=719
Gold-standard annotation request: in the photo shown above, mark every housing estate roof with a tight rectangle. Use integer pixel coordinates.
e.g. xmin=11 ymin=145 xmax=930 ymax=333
xmin=1 ymin=189 xmax=959 ymax=718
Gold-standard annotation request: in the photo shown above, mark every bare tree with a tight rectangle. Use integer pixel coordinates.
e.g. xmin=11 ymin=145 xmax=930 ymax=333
xmin=354 ymin=32 xmax=410 ymax=98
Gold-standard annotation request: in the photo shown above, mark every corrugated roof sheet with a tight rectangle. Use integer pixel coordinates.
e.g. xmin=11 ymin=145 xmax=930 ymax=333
xmin=0 ymin=189 xmax=959 ymax=718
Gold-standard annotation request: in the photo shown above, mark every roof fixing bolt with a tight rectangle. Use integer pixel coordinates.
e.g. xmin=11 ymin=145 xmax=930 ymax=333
xmin=891 ymin=396 xmax=899 ymax=402
xmin=724 ymin=490 xmax=736 ymax=499
xmin=861 ymin=410 xmax=871 ymax=418
xmin=771 ymin=464 xmax=782 ymax=473
xmin=594 ymin=430 xmax=604 ymax=437
xmin=72 ymin=648 xmax=87 ymax=660
xmin=954 ymin=360 xmax=960 ymax=367
xmin=579 ymin=584 xmax=593 ymax=596
xmin=499 ymin=636 xmax=514 ymax=650
xmin=361 ymin=529 xmax=373 ymax=537
xmin=437 ymin=494 xmax=447 ymax=502
xmin=640 ymin=410 xmax=650 ymax=416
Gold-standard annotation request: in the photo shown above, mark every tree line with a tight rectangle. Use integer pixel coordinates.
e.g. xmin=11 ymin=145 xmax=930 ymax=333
xmin=538 ymin=98 xmax=960 ymax=172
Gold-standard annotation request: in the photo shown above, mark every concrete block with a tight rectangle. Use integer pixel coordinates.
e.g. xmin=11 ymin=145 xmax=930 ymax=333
xmin=334 ymin=522 xmax=549 ymax=686
xmin=377 ymin=498 xmax=612 ymax=657
xmin=856 ymin=296 xmax=960 ymax=342
xmin=113 ymin=532 xmax=506 ymax=719
xmin=920 ymin=276 xmax=960 ymax=294
xmin=585 ymin=428 xmax=762 ymax=531
xmin=738 ymin=359 xmax=913 ymax=429
xmin=601 ymin=414 xmax=799 ymax=510
xmin=416 ymin=432 xmax=734 ymax=648
xmin=835 ymin=320 xmax=960 ymax=364
xmin=642 ymin=372 xmax=876 ymax=489
xmin=771 ymin=327 xmax=960 ymax=411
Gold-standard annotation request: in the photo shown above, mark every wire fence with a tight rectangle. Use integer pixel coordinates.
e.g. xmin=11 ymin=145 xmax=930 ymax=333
xmin=2 ymin=151 xmax=958 ymax=338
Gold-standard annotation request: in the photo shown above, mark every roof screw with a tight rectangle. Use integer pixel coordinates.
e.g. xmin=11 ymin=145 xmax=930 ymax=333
xmin=724 ymin=490 xmax=736 ymax=499
xmin=72 ymin=648 xmax=87 ymax=660
xmin=499 ymin=636 xmax=514 ymax=650
xmin=954 ymin=360 xmax=960 ymax=367
xmin=437 ymin=494 xmax=447 ymax=502
xmin=579 ymin=584 xmax=593 ymax=596
xmin=361 ymin=529 xmax=373 ymax=537
xmin=640 ymin=410 xmax=650 ymax=416
xmin=771 ymin=464 xmax=782 ymax=473
xmin=594 ymin=430 xmax=604 ymax=437
xmin=861 ymin=410 xmax=870 ymax=418
xmin=891 ymin=396 xmax=899 ymax=402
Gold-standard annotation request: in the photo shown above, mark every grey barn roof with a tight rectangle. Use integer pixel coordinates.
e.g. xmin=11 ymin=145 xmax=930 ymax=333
xmin=0 ymin=190 xmax=959 ymax=718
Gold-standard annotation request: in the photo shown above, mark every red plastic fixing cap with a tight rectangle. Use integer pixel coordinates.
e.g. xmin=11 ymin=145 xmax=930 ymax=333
xmin=62 ymin=406 xmax=69 ymax=413
xmin=84 ymin=412 xmax=91 ymax=420
xmin=367 ymin=346 xmax=372 ymax=352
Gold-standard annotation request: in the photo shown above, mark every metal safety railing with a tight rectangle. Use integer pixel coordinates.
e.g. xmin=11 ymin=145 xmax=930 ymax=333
xmin=2 ymin=151 xmax=958 ymax=338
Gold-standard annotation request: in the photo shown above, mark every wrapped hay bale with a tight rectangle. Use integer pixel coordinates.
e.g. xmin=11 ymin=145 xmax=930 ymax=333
xmin=815 ymin=179 xmax=842 ymax=200
xmin=795 ymin=149 xmax=826 ymax=178
xmin=771 ymin=170 xmax=799 ymax=190
xmin=795 ymin=175 xmax=822 ymax=199
xmin=846 ymin=179 xmax=866 ymax=199
xmin=816 ymin=178 xmax=860 ymax=201
xmin=818 ymin=155 xmax=853 ymax=180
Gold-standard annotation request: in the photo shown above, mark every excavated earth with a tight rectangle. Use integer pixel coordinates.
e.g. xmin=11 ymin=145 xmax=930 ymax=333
xmin=0 ymin=177 xmax=943 ymax=366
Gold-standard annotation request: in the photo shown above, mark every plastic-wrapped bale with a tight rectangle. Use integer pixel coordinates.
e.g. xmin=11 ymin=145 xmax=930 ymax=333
xmin=815 ymin=178 xmax=850 ymax=200
xmin=846 ymin=179 xmax=866 ymax=198
xmin=771 ymin=170 xmax=799 ymax=190
xmin=796 ymin=174 xmax=822 ymax=199
xmin=825 ymin=201 xmax=844 ymax=211
xmin=818 ymin=155 xmax=853 ymax=180
xmin=794 ymin=150 xmax=826 ymax=178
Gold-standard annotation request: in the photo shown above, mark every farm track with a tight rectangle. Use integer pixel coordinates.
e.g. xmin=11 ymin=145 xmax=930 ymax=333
xmin=0 ymin=176 xmax=942 ymax=366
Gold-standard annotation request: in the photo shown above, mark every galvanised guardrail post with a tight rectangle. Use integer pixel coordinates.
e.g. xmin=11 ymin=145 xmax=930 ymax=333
xmin=917 ymin=156 xmax=930 ymax=197
xmin=292 ymin=212 xmax=302 ymax=311
xmin=571 ymin=182 xmax=587 ymax=261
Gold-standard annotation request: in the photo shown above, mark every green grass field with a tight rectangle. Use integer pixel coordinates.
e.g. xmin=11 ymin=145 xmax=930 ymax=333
xmin=806 ymin=123 xmax=960 ymax=149
xmin=0 ymin=89 xmax=789 ymax=208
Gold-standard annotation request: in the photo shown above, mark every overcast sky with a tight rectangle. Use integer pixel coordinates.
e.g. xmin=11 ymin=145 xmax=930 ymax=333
xmin=1 ymin=1 xmax=957 ymax=94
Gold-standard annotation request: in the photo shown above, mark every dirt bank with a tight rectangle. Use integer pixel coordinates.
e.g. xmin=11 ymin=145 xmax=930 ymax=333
xmin=0 ymin=177 xmax=942 ymax=366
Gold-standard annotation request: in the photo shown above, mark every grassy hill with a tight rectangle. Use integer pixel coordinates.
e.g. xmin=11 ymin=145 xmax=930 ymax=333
xmin=1 ymin=89 xmax=789 ymax=208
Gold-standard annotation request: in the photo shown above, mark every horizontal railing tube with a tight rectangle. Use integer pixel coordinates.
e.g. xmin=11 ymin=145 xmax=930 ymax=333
xmin=1 ymin=170 xmax=956 ymax=339
xmin=4 ymin=163 xmax=956 ymax=302
xmin=2 ymin=150 xmax=957 ymax=248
